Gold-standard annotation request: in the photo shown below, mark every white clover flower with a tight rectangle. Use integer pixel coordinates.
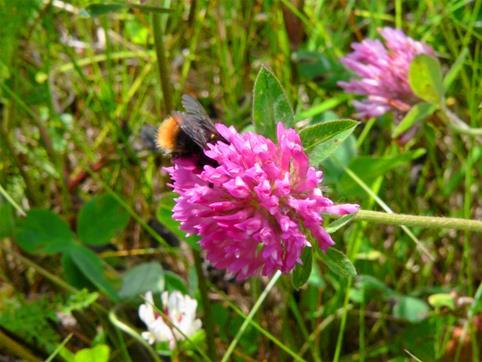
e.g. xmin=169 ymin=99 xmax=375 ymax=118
xmin=56 ymin=311 xmax=77 ymax=328
xmin=138 ymin=291 xmax=202 ymax=349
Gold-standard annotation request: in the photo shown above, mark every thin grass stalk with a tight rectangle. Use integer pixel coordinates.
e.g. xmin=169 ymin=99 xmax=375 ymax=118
xmin=152 ymin=12 xmax=172 ymax=114
xmin=287 ymin=293 xmax=320 ymax=362
xmin=221 ymin=271 xmax=282 ymax=362
xmin=208 ymin=280 xmax=305 ymax=361
xmin=193 ymin=249 xmax=216 ymax=360
xmin=333 ymin=278 xmax=352 ymax=362
xmin=0 ymin=329 xmax=41 ymax=362
xmin=109 ymin=307 xmax=162 ymax=362
xmin=45 ymin=333 xmax=73 ymax=362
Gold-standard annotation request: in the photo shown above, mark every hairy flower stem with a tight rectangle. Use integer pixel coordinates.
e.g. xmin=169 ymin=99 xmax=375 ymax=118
xmin=152 ymin=13 xmax=173 ymax=114
xmin=192 ymin=249 xmax=216 ymax=360
xmin=353 ymin=210 xmax=482 ymax=232
xmin=439 ymin=104 xmax=482 ymax=138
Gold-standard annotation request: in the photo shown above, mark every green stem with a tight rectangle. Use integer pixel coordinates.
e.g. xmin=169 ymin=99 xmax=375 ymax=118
xmin=343 ymin=166 xmax=434 ymax=260
xmin=213 ymin=287 xmax=305 ymax=361
xmin=108 ymin=307 xmax=161 ymax=362
xmin=0 ymin=185 xmax=27 ymax=216
xmin=221 ymin=270 xmax=282 ymax=362
xmin=192 ymin=249 xmax=216 ymax=361
xmin=353 ymin=209 xmax=482 ymax=232
xmin=0 ymin=243 xmax=76 ymax=293
xmin=333 ymin=278 xmax=352 ymax=362
xmin=288 ymin=293 xmax=320 ymax=362
xmin=54 ymin=50 xmax=154 ymax=75
xmin=45 ymin=333 xmax=73 ymax=362
xmin=439 ymin=104 xmax=482 ymax=137
xmin=0 ymin=329 xmax=41 ymax=362
xmin=152 ymin=13 xmax=172 ymax=114
xmin=358 ymin=299 xmax=366 ymax=362
xmin=0 ymin=242 xmax=114 ymax=320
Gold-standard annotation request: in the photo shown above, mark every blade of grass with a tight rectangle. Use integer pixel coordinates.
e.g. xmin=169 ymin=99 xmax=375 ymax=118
xmin=209 ymin=281 xmax=306 ymax=361
xmin=0 ymin=243 xmax=77 ymax=293
xmin=221 ymin=271 xmax=282 ymax=362
xmin=193 ymin=249 xmax=216 ymax=360
xmin=175 ymin=1 xmax=207 ymax=103
xmin=152 ymin=12 xmax=172 ymax=114
xmin=294 ymin=96 xmax=349 ymax=122
xmin=288 ymin=294 xmax=321 ymax=362
xmin=108 ymin=307 xmax=162 ymax=362
xmin=68 ymin=130 xmax=179 ymax=254
xmin=0 ymin=329 xmax=41 ymax=362
xmin=53 ymin=50 xmax=155 ymax=75
xmin=45 ymin=333 xmax=73 ymax=362
xmin=333 ymin=277 xmax=352 ymax=362
xmin=0 ymin=184 xmax=26 ymax=216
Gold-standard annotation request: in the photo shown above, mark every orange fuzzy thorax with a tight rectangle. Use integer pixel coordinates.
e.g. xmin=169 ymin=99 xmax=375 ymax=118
xmin=156 ymin=116 xmax=181 ymax=153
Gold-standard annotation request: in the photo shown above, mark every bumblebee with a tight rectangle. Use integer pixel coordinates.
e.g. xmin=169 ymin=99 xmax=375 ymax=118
xmin=156 ymin=95 xmax=225 ymax=162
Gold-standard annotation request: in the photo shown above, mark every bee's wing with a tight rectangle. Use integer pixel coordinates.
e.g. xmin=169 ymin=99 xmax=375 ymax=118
xmin=180 ymin=95 xmax=225 ymax=149
xmin=182 ymin=94 xmax=210 ymax=118
xmin=178 ymin=113 xmax=216 ymax=149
